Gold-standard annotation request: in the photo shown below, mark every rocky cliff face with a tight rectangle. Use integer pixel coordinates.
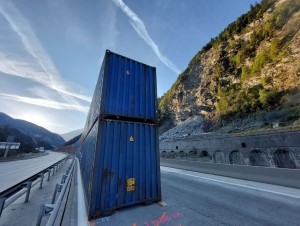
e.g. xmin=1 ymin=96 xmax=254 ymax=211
xmin=159 ymin=0 xmax=300 ymax=136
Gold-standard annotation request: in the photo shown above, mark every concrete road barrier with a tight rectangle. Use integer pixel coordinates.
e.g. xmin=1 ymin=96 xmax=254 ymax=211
xmin=160 ymin=159 xmax=300 ymax=188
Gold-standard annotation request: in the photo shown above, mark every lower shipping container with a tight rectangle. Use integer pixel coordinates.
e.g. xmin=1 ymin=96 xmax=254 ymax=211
xmin=79 ymin=119 xmax=161 ymax=219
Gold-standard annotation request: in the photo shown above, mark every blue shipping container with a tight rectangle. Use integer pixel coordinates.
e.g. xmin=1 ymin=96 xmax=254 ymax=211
xmin=79 ymin=119 xmax=161 ymax=219
xmin=82 ymin=50 xmax=157 ymax=140
xmin=79 ymin=122 xmax=99 ymax=206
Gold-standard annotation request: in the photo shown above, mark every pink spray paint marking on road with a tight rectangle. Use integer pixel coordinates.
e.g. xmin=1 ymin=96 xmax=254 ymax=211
xmin=96 ymin=210 xmax=184 ymax=225
xmin=156 ymin=212 xmax=167 ymax=226
xmin=143 ymin=211 xmax=183 ymax=226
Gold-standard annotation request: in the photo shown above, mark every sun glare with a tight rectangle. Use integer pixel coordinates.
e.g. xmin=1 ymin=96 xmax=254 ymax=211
xmin=20 ymin=113 xmax=50 ymax=128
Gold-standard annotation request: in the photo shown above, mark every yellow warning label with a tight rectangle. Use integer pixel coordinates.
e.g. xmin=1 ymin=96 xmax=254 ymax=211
xmin=127 ymin=186 xmax=135 ymax=192
xmin=127 ymin=178 xmax=135 ymax=192
xmin=126 ymin=70 xmax=130 ymax=75
xmin=130 ymin=136 xmax=134 ymax=142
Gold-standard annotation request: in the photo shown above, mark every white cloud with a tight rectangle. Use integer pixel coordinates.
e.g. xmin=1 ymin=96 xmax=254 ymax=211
xmin=0 ymin=93 xmax=89 ymax=112
xmin=112 ymin=0 xmax=181 ymax=75
xmin=0 ymin=52 xmax=92 ymax=104
xmin=0 ymin=1 xmax=91 ymax=103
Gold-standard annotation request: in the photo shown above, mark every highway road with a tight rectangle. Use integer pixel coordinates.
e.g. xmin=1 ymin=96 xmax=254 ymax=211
xmin=0 ymin=151 xmax=67 ymax=193
xmin=90 ymin=166 xmax=300 ymax=226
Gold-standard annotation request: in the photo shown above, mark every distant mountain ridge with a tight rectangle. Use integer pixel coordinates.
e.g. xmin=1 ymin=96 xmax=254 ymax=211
xmin=0 ymin=112 xmax=65 ymax=147
xmin=64 ymin=134 xmax=81 ymax=146
xmin=60 ymin=129 xmax=83 ymax=142
xmin=0 ymin=126 xmax=53 ymax=155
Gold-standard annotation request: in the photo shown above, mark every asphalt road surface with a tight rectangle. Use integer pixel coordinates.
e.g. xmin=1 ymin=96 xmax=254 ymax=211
xmin=0 ymin=151 xmax=67 ymax=193
xmin=91 ymin=166 xmax=300 ymax=226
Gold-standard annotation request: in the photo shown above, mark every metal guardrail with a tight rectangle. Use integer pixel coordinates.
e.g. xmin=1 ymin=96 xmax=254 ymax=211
xmin=0 ymin=157 xmax=68 ymax=218
xmin=36 ymin=158 xmax=75 ymax=226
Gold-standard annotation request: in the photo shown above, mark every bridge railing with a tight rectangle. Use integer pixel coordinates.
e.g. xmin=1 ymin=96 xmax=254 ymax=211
xmin=35 ymin=157 xmax=75 ymax=226
xmin=0 ymin=156 xmax=68 ymax=218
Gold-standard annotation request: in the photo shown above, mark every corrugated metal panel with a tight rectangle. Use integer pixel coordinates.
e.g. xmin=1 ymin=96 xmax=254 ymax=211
xmin=81 ymin=119 xmax=161 ymax=219
xmin=81 ymin=61 xmax=105 ymax=141
xmin=81 ymin=50 xmax=157 ymax=140
xmin=79 ymin=122 xmax=99 ymax=208
xmin=101 ymin=51 xmax=157 ymax=120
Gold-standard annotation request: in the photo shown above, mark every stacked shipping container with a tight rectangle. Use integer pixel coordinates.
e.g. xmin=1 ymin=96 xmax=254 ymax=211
xmin=78 ymin=50 xmax=161 ymax=219
xmin=81 ymin=50 xmax=157 ymax=140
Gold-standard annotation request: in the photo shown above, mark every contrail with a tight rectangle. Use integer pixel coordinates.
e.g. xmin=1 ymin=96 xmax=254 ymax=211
xmin=112 ymin=0 xmax=181 ymax=75
xmin=0 ymin=93 xmax=89 ymax=112
xmin=0 ymin=1 xmax=91 ymax=103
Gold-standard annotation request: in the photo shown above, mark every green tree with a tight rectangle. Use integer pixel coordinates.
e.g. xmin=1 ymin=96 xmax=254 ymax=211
xmin=252 ymin=50 xmax=269 ymax=73
xmin=259 ymin=89 xmax=277 ymax=107
xmin=241 ymin=66 xmax=251 ymax=83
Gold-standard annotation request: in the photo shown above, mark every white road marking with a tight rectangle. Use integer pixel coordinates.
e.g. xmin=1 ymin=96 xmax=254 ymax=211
xmin=77 ymin=158 xmax=89 ymax=226
xmin=161 ymin=167 xmax=300 ymax=199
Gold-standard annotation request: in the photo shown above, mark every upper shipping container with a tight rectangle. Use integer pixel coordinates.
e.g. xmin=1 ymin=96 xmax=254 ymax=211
xmin=82 ymin=50 xmax=157 ymax=139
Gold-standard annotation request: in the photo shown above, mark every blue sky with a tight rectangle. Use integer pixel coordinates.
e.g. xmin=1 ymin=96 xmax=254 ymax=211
xmin=0 ymin=0 xmax=259 ymax=134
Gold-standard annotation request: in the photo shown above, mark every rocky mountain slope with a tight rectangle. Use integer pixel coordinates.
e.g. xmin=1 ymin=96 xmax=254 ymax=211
xmin=0 ymin=112 xmax=65 ymax=147
xmin=159 ymin=0 xmax=300 ymax=137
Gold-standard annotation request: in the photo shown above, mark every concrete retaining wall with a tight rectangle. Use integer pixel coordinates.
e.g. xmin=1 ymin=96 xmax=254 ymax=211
xmin=160 ymin=130 xmax=300 ymax=150
xmin=160 ymin=159 xmax=300 ymax=188
xmin=160 ymin=130 xmax=300 ymax=168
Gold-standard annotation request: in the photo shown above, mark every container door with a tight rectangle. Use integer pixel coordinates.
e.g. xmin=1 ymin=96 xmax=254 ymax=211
xmin=103 ymin=52 xmax=156 ymax=120
xmin=90 ymin=120 xmax=159 ymax=215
